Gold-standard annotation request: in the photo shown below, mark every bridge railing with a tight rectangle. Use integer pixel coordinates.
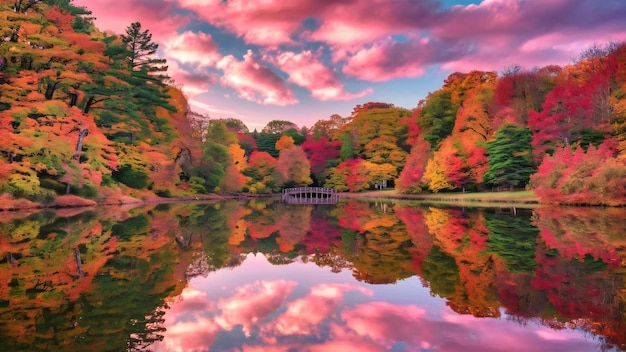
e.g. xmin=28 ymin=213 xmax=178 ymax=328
xmin=282 ymin=187 xmax=338 ymax=194
xmin=281 ymin=187 xmax=339 ymax=204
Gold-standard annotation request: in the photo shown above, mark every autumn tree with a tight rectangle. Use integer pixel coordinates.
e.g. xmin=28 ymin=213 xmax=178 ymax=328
xmin=262 ymin=120 xmax=298 ymax=134
xmin=312 ymin=113 xmax=349 ymax=139
xmin=275 ymin=145 xmax=312 ymax=187
xmin=396 ymin=137 xmax=430 ymax=193
xmin=301 ymin=135 xmax=341 ymax=185
xmin=527 ymin=79 xmax=595 ymax=160
xmin=530 ymin=140 xmax=626 ymax=205
xmin=422 ymin=157 xmax=451 ymax=192
xmin=242 ymin=151 xmax=279 ymax=193
xmin=325 ymin=159 xmax=369 ymax=192
xmin=275 ymin=135 xmax=295 ymax=151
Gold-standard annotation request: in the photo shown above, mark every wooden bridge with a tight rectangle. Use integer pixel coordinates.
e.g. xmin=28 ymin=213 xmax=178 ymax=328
xmin=281 ymin=187 xmax=339 ymax=204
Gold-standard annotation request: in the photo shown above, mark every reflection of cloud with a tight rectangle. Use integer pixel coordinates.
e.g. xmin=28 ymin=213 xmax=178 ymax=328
xmin=154 ymin=274 xmax=603 ymax=352
xmin=216 ymin=280 xmax=297 ymax=336
xmin=158 ymin=316 xmax=220 ymax=352
xmin=261 ymin=283 xmax=372 ymax=338
xmin=342 ymin=301 xmax=429 ymax=349
xmin=158 ymin=287 xmax=218 ymax=352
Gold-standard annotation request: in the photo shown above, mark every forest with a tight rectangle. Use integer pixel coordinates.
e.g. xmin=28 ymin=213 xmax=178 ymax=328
xmin=0 ymin=0 xmax=625 ymax=208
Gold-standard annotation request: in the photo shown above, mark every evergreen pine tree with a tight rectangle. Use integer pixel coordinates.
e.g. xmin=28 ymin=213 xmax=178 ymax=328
xmin=121 ymin=22 xmax=168 ymax=80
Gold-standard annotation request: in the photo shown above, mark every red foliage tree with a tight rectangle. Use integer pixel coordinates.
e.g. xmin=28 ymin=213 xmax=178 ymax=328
xmin=530 ymin=140 xmax=626 ymax=205
xmin=301 ymin=135 xmax=341 ymax=182
xmin=396 ymin=138 xmax=430 ymax=193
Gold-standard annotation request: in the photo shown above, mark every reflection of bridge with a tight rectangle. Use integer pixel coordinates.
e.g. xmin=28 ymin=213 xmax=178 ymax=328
xmin=281 ymin=187 xmax=339 ymax=204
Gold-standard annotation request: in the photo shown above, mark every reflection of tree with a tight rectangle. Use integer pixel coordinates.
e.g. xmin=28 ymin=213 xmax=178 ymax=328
xmin=395 ymin=206 xmax=432 ymax=273
xmin=265 ymin=252 xmax=296 ymax=265
xmin=200 ymin=201 xmax=242 ymax=269
xmin=341 ymin=203 xmax=416 ymax=284
xmin=421 ymin=245 xmax=460 ymax=297
xmin=302 ymin=207 xmax=343 ymax=255
xmin=484 ymin=211 xmax=539 ymax=273
xmin=274 ymin=204 xmax=312 ymax=252
xmin=4 ymin=200 xmax=626 ymax=350
xmin=0 ymin=208 xmax=186 ymax=351
xmin=532 ymin=207 xmax=625 ymax=265
xmin=309 ymin=250 xmax=352 ymax=273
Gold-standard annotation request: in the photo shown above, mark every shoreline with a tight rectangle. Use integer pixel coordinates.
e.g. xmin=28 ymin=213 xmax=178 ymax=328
xmin=4 ymin=189 xmax=623 ymax=212
xmin=338 ymin=190 xmax=542 ymax=208
xmin=0 ymin=190 xmax=542 ymax=213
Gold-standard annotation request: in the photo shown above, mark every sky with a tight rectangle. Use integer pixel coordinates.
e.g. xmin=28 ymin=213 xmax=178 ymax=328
xmin=72 ymin=0 xmax=626 ymax=131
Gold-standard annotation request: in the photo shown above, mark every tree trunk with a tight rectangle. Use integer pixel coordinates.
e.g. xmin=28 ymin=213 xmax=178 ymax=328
xmin=68 ymin=92 xmax=77 ymax=107
xmin=83 ymin=96 xmax=95 ymax=113
xmin=75 ymin=128 xmax=88 ymax=152
xmin=44 ymin=81 xmax=58 ymax=100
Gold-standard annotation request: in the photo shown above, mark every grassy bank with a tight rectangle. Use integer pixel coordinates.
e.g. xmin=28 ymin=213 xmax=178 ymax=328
xmin=339 ymin=189 xmax=540 ymax=208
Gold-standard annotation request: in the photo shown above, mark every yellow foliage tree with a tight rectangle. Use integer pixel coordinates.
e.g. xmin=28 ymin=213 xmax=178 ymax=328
xmin=422 ymin=158 xmax=452 ymax=192
xmin=228 ymin=143 xmax=247 ymax=171
xmin=275 ymin=135 xmax=295 ymax=151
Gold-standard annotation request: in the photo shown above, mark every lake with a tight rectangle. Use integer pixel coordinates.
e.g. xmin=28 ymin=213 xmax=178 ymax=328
xmin=1 ymin=198 xmax=625 ymax=351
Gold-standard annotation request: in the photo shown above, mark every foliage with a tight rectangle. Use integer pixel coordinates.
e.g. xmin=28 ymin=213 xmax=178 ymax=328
xmin=396 ymin=138 xmax=430 ymax=193
xmin=483 ymin=124 xmax=536 ymax=189
xmin=121 ymin=22 xmax=167 ymax=78
xmin=275 ymin=135 xmax=294 ymax=151
xmin=275 ymin=146 xmax=312 ymax=187
xmin=484 ymin=212 xmax=539 ymax=273
xmin=301 ymin=135 xmax=341 ymax=184
xmin=112 ymin=164 xmax=149 ymax=189
xmin=418 ymin=90 xmax=457 ymax=150
xmin=262 ymin=120 xmax=298 ymax=134
xmin=530 ymin=140 xmax=626 ymax=205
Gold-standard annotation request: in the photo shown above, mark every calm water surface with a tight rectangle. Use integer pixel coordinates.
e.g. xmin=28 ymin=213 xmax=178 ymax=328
xmin=1 ymin=199 xmax=625 ymax=351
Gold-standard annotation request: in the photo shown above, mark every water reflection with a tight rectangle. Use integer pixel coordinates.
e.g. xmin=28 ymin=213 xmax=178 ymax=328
xmin=0 ymin=200 xmax=624 ymax=351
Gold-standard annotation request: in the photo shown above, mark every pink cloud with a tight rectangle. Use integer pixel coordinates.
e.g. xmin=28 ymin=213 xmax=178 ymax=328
xmin=435 ymin=0 xmax=626 ymax=70
xmin=307 ymin=0 xmax=440 ymax=47
xmin=270 ymin=50 xmax=372 ymax=100
xmin=343 ymin=37 xmax=469 ymax=81
xmin=73 ymin=0 xmax=187 ymax=40
xmin=175 ymin=0 xmax=322 ymax=46
xmin=164 ymin=31 xmax=221 ymax=68
xmin=166 ymin=60 xmax=215 ymax=97
xmin=217 ymin=50 xmax=298 ymax=105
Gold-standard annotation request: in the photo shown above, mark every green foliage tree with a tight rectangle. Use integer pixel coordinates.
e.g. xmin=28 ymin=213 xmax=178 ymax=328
xmin=282 ymin=128 xmax=305 ymax=145
xmin=253 ymin=132 xmax=280 ymax=157
xmin=338 ymin=131 xmax=356 ymax=161
xmin=483 ymin=124 xmax=536 ymax=190
xmin=206 ymin=121 xmax=238 ymax=146
xmin=418 ymin=90 xmax=457 ymax=150
xmin=202 ymin=142 xmax=230 ymax=191
xmin=121 ymin=22 xmax=167 ymax=78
